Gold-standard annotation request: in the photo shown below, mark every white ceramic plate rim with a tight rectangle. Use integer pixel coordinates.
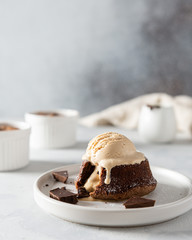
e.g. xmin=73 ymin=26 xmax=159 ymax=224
xmin=34 ymin=164 xmax=192 ymax=212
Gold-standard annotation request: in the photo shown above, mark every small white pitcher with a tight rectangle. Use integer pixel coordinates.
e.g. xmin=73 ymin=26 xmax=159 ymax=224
xmin=138 ymin=104 xmax=176 ymax=143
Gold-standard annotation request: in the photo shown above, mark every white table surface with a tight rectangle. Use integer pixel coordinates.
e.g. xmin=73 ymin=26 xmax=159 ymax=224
xmin=1 ymin=126 xmax=192 ymax=240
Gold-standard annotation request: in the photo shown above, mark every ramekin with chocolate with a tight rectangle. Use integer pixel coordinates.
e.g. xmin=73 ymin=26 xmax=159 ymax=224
xmin=0 ymin=121 xmax=30 ymax=171
xmin=25 ymin=109 xmax=79 ymax=149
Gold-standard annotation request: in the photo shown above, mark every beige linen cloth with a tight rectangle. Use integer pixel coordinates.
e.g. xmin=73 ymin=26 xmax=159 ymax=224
xmin=80 ymin=93 xmax=192 ymax=134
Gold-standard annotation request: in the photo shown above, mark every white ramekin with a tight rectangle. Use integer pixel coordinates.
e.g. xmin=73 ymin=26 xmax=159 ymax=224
xmin=0 ymin=121 xmax=31 ymax=171
xmin=25 ymin=109 xmax=79 ymax=149
xmin=138 ymin=105 xmax=176 ymax=143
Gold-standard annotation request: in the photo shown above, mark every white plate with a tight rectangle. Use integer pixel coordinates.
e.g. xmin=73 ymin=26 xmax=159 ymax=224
xmin=34 ymin=164 xmax=192 ymax=227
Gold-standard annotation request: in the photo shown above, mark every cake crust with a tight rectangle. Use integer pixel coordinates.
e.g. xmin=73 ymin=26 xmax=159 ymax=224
xmin=76 ymin=159 xmax=157 ymax=200
xmin=75 ymin=160 xmax=95 ymax=188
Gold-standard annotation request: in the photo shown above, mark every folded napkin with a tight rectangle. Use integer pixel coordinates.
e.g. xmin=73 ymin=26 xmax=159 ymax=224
xmin=80 ymin=93 xmax=192 ymax=134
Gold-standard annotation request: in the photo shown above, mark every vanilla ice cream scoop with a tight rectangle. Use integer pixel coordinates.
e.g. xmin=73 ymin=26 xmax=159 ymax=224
xmin=83 ymin=132 xmax=145 ymax=187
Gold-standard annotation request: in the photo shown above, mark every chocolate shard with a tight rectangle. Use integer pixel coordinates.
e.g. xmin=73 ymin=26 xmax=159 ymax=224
xmin=52 ymin=171 xmax=68 ymax=183
xmin=50 ymin=187 xmax=78 ymax=204
xmin=123 ymin=196 xmax=155 ymax=209
xmin=77 ymin=187 xmax=90 ymax=198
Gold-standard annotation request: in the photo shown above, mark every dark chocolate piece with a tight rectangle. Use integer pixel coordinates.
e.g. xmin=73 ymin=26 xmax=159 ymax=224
xmin=77 ymin=187 xmax=90 ymax=198
xmin=52 ymin=171 xmax=68 ymax=183
xmin=50 ymin=187 xmax=78 ymax=204
xmin=123 ymin=196 xmax=155 ymax=208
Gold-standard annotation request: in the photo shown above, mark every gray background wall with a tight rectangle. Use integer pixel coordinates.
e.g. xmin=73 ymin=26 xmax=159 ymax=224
xmin=0 ymin=0 xmax=192 ymax=117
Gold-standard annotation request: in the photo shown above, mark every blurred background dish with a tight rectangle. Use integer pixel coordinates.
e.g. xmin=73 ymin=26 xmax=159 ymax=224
xmin=25 ymin=109 xmax=79 ymax=149
xmin=0 ymin=121 xmax=30 ymax=171
xmin=138 ymin=105 xmax=176 ymax=143
xmin=80 ymin=93 xmax=192 ymax=136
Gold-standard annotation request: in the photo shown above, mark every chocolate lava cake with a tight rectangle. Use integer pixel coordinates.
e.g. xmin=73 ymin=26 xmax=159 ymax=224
xmin=75 ymin=132 xmax=157 ymax=200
